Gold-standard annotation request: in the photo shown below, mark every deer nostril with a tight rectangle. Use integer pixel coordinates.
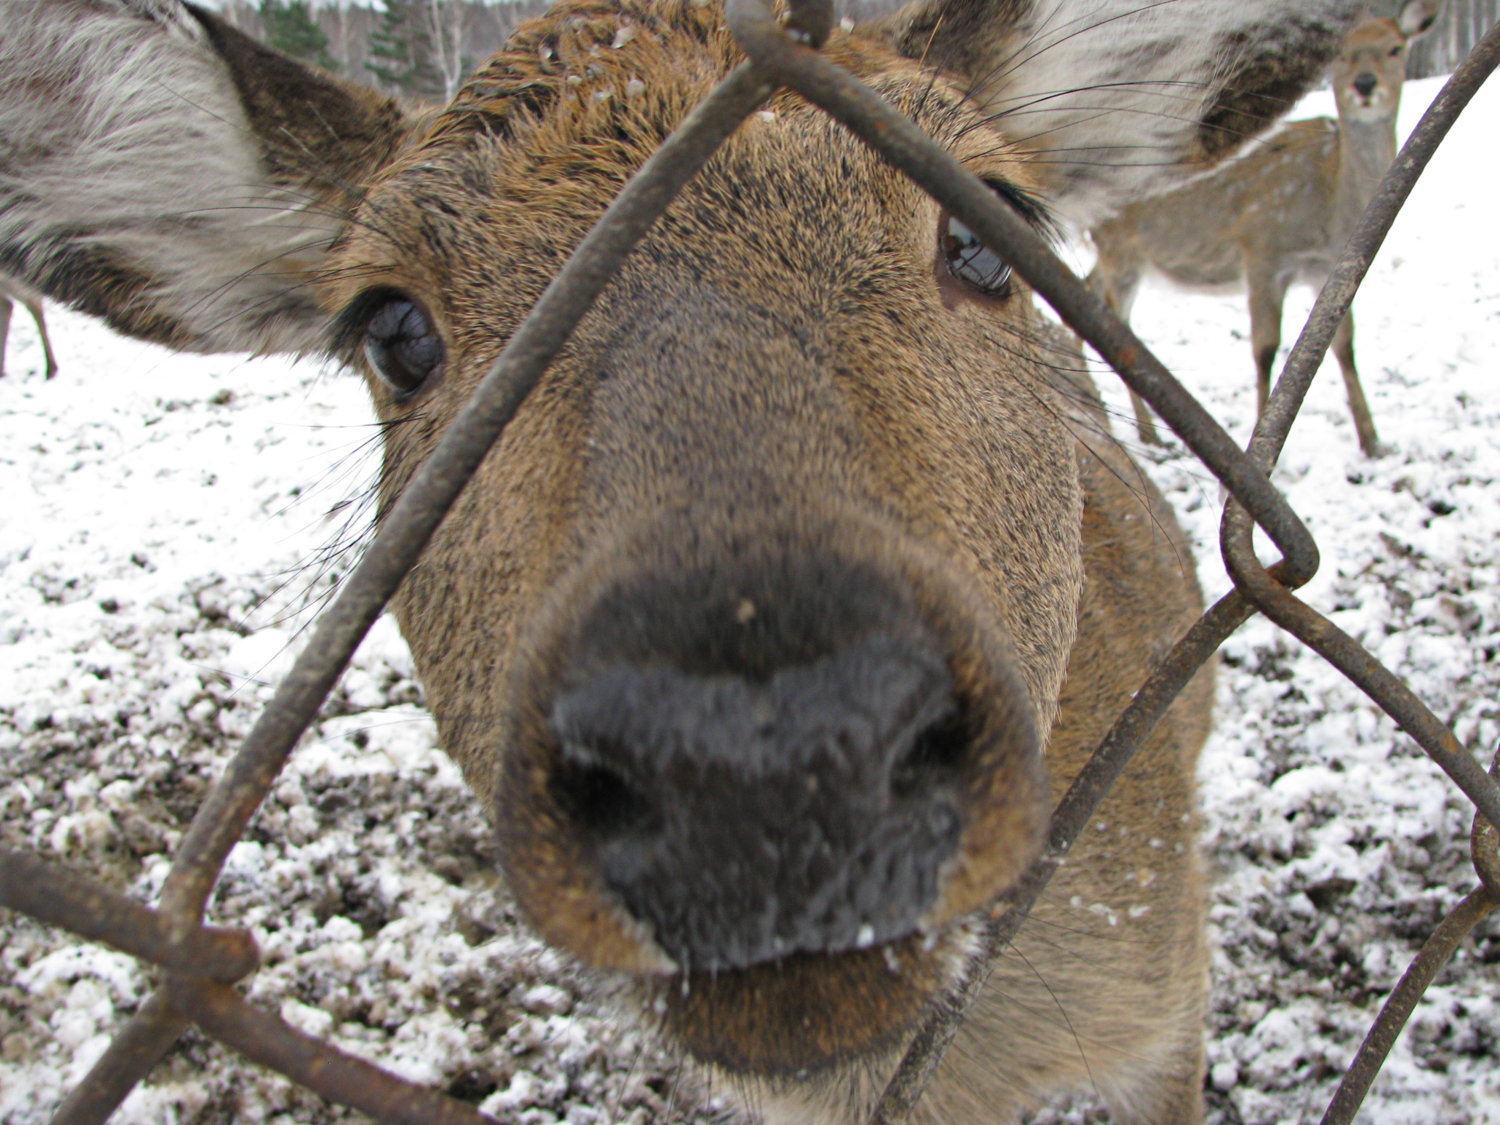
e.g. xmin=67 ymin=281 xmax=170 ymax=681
xmin=891 ymin=708 xmax=967 ymax=797
xmin=1353 ymin=72 xmax=1378 ymax=98
xmin=552 ymin=748 xmax=657 ymax=839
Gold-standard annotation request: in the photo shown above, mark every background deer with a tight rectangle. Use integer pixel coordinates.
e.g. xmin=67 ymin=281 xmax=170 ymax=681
xmin=1089 ymin=0 xmax=1441 ymax=457
xmin=0 ymin=275 xmax=57 ymax=379
xmin=0 ymin=0 xmax=1367 ymax=1120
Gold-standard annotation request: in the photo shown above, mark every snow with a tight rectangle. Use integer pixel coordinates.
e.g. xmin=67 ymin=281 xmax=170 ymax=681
xmin=1 ymin=72 xmax=1498 ymax=1125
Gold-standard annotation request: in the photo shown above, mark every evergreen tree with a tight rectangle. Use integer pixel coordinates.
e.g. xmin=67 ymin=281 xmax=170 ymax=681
xmin=366 ymin=0 xmax=442 ymax=98
xmin=258 ymin=0 xmax=337 ymax=71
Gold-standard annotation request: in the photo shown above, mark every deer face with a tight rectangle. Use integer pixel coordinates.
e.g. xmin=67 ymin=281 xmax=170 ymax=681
xmin=0 ymin=0 xmax=1372 ymax=1111
xmin=327 ymin=23 xmax=1080 ymax=1068
xmin=1332 ymin=0 xmax=1440 ymax=124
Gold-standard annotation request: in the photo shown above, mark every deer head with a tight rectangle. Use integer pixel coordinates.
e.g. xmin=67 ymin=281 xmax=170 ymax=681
xmin=1331 ymin=0 xmax=1440 ymax=125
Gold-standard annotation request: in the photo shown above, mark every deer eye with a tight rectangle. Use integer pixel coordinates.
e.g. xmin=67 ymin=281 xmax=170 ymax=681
xmin=364 ymin=296 xmax=444 ymax=398
xmin=1389 ymin=45 xmax=1403 ymax=56
xmin=943 ymin=214 xmax=1013 ymax=298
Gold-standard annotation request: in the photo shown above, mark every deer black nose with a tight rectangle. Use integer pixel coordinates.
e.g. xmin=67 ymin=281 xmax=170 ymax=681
xmin=550 ymin=634 xmax=964 ymax=971
xmin=1353 ymin=71 xmax=1378 ymax=98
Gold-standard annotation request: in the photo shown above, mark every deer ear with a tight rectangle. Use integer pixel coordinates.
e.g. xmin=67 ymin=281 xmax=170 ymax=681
xmin=0 ymin=0 xmax=418 ymax=355
xmin=873 ymin=0 xmax=1367 ymax=224
xmin=1397 ymin=0 xmax=1442 ymax=40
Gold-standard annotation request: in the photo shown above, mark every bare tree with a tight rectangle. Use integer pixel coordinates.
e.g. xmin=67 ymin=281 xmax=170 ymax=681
xmin=426 ymin=0 xmax=470 ymax=101
xmin=324 ymin=0 xmax=358 ymax=72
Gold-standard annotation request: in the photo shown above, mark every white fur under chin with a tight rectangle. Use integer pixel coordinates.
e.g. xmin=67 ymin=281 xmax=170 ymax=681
xmin=989 ymin=0 xmax=1366 ymax=227
xmin=0 ymin=0 xmax=341 ymax=355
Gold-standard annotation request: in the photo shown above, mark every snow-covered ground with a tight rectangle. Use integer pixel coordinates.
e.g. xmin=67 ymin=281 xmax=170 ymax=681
xmin=1 ymin=73 xmax=1498 ymax=1125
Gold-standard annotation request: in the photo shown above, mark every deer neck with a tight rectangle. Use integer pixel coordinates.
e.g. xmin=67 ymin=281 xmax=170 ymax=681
xmin=1334 ymin=114 xmax=1398 ymax=238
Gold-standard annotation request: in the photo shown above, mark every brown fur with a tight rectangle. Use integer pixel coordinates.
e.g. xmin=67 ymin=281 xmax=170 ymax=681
xmin=0 ymin=0 xmax=1381 ymax=1118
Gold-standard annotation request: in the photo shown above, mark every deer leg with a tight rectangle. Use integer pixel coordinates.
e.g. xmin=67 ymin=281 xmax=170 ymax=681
xmin=1332 ymin=309 xmax=1380 ymax=457
xmin=1128 ymin=388 xmax=1162 ymax=447
xmin=1110 ymin=290 xmax=1164 ymax=447
xmin=1246 ymin=273 xmax=1286 ymax=417
xmin=23 ymin=297 xmax=58 ymax=380
xmin=1087 ymin=253 xmax=1160 ymax=445
xmin=0 ymin=296 xmax=14 ymax=380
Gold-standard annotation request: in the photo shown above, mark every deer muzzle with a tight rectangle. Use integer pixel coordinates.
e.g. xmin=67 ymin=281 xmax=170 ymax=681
xmin=551 ymin=630 xmax=964 ymax=971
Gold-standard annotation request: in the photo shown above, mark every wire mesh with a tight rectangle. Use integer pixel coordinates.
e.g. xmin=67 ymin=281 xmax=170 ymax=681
xmin=1 ymin=1 xmax=1498 ymax=1123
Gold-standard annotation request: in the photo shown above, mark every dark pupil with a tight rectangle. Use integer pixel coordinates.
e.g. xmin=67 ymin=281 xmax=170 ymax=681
xmin=944 ymin=217 xmax=1012 ymax=295
xmin=365 ymin=299 xmax=440 ymax=394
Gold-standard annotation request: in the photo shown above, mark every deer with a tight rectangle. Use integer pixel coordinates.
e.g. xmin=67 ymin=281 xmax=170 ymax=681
xmin=0 ymin=0 xmax=1368 ymax=1120
xmin=1088 ymin=0 xmax=1441 ymax=458
xmin=0 ymin=275 xmax=58 ymax=379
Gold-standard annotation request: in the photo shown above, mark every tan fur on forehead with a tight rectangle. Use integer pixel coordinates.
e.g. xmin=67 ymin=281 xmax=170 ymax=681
xmin=429 ymin=0 xmax=737 ymax=145
xmin=434 ymin=0 xmax=923 ymax=136
xmin=1339 ymin=16 xmax=1413 ymax=55
xmin=381 ymin=0 xmax=1031 ymax=191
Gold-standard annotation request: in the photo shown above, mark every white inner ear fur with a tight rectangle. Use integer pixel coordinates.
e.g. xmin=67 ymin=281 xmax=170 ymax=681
xmin=983 ymin=0 xmax=1365 ymax=226
xmin=0 ymin=0 xmax=344 ymax=354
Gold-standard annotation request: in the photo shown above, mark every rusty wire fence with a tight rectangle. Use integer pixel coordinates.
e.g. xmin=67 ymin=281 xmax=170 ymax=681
xmin=2 ymin=0 xmax=1499 ymax=1122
